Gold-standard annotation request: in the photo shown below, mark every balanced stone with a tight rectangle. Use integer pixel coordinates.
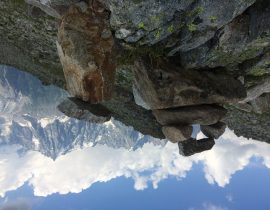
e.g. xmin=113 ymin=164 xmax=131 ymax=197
xmin=162 ymin=125 xmax=193 ymax=143
xmin=153 ymin=105 xmax=227 ymax=126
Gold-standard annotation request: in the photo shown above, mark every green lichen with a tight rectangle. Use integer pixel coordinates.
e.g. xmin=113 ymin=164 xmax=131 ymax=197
xmin=187 ymin=23 xmax=197 ymax=32
xmin=138 ymin=22 xmax=145 ymax=30
xmin=187 ymin=6 xmax=204 ymax=17
xmin=155 ymin=30 xmax=161 ymax=39
xmin=208 ymin=16 xmax=217 ymax=23
xmin=248 ymin=67 xmax=269 ymax=76
xmin=167 ymin=25 xmax=174 ymax=33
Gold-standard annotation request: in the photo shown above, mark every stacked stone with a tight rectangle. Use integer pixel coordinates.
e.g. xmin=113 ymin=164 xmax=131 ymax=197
xmin=132 ymin=58 xmax=246 ymax=155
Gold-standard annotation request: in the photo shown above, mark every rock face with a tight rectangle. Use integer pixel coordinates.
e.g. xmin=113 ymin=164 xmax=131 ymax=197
xmin=24 ymin=0 xmax=81 ymax=18
xmin=178 ymin=138 xmax=215 ymax=157
xmin=224 ymin=107 xmax=270 ymax=143
xmin=153 ymin=105 xmax=227 ymax=126
xmin=57 ymin=97 xmax=111 ymax=123
xmin=2 ymin=0 xmax=270 ymax=145
xmin=100 ymin=0 xmax=255 ymax=52
xmin=57 ymin=2 xmax=116 ymax=103
xmin=201 ymin=122 xmax=226 ymax=139
xmin=133 ymin=58 xmax=246 ymax=110
xmin=162 ymin=125 xmax=192 ymax=143
xmin=241 ymin=77 xmax=270 ymax=103
xmin=179 ymin=0 xmax=270 ymax=69
xmin=250 ymin=94 xmax=270 ymax=114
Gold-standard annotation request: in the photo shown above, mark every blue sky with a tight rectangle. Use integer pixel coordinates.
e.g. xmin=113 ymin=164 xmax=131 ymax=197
xmin=2 ymin=160 xmax=270 ymax=210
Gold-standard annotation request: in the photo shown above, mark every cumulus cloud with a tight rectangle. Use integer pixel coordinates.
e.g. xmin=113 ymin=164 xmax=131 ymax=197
xmin=0 ymin=129 xmax=270 ymax=197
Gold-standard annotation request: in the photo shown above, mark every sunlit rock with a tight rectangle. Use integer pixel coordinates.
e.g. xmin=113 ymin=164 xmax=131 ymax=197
xmin=162 ymin=125 xmax=192 ymax=143
xmin=133 ymin=58 xmax=246 ymax=110
xmin=153 ymin=105 xmax=227 ymax=126
xmin=201 ymin=122 xmax=226 ymax=139
xmin=57 ymin=2 xmax=116 ymax=103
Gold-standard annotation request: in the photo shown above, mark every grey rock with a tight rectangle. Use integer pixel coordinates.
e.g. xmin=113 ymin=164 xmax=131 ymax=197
xmin=132 ymin=85 xmax=151 ymax=110
xmin=224 ymin=106 xmax=270 ymax=143
xmin=162 ymin=125 xmax=192 ymax=143
xmin=241 ymin=77 xmax=270 ymax=103
xmin=153 ymin=105 xmax=227 ymax=126
xmin=25 ymin=0 xmax=80 ymax=18
xmin=180 ymin=0 xmax=270 ymax=69
xmin=133 ymin=58 xmax=246 ymax=109
xmin=250 ymin=93 xmax=270 ymax=114
xmin=178 ymin=138 xmax=215 ymax=157
xmin=57 ymin=97 xmax=111 ymax=123
xmin=102 ymin=0 xmax=254 ymax=51
xmin=201 ymin=122 xmax=226 ymax=139
xmin=246 ymin=52 xmax=270 ymax=77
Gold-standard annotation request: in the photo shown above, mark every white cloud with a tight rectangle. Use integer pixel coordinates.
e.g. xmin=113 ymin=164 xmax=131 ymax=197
xmin=0 ymin=129 xmax=270 ymax=197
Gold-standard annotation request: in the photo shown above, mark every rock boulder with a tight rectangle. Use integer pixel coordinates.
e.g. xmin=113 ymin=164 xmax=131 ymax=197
xmin=133 ymin=58 xmax=246 ymax=110
xmin=153 ymin=105 xmax=227 ymax=126
xmin=57 ymin=3 xmax=116 ymax=103
xmin=178 ymin=138 xmax=215 ymax=157
xmin=57 ymin=97 xmax=111 ymax=123
xmin=162 ymin=125 xmax=192 ymax=143
xmin=201 ymin=122 xmax=226 ymax=139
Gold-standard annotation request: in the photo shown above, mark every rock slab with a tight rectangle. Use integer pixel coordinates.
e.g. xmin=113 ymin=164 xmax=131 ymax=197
xmin=201 ymin=122 xmax=226 ymax=139
xmin=57 ymin=97 xmax=111 ymax=123
xmin=162 ymin=125 xmax=192 ymax=143
xmin=178 ymin=138 xmax=215 ymax=157
xmin=57 ymin=2 xmax=116 ymax=103
xmin=153 ymin=105 xmax=227 ymax=126
xmin=133 ymin=58 xmax=246 ymax=110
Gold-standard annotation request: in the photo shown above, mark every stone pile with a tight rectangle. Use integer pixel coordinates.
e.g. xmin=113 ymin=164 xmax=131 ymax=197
xmin=133 ymin=57 xmax=246 ymax=155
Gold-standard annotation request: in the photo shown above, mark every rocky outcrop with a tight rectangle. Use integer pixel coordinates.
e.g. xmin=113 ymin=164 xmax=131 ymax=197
xmin=57 ymin=3 xmax=115 ymax=103
xmin=178 ymin=138 xmax=215 ymax=157
xmin=224 ymin=107 xmax=270 ymax=143
xmin=161 ymin=125 xmax=192 ymax=143
xmin=1 ymin=0 xmax=270 ymax=146
xmin=57 ymin=97 xmax=111 ymax=123
xmin=249 ymin=93 xmax=270 ymax=114
xmin=201 ymin=122 xmax=226 ymax=139
xmin=179 ymin=0 xmax=270 ymax=70
xmin=133 ymin=58 xmax=246 ymax=110
xmin=241 ymin=77 xmax=270 ymax=103
xmin=153 ymin=105 xmax=227 ymax=126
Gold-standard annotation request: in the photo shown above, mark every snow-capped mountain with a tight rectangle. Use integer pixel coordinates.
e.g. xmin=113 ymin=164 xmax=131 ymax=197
xmin=0 ymin=65 xmax=165 ymax=159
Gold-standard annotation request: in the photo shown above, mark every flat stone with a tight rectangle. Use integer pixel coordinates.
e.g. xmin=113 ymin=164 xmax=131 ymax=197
xmin=57 ymin=3 xmax=116 ymax=103
xmin=178 ymin=138 xmax=215 ymax=157
xmin=162 ymin=125 xmax=192 ymax=143
xmin=133 ymin=58 xmax=246 ymax=110
xmin=201 ymin=122 xmax=226 ymax=139
xmin=57 ymin=97 xmax=111 ymax=123
xmin=153 ymin=105 xmax=227 ymax=126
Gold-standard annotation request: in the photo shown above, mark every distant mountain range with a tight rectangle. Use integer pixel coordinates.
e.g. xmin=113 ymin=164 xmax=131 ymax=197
xmin=0 ymin=65 xmax=165 ymax=159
